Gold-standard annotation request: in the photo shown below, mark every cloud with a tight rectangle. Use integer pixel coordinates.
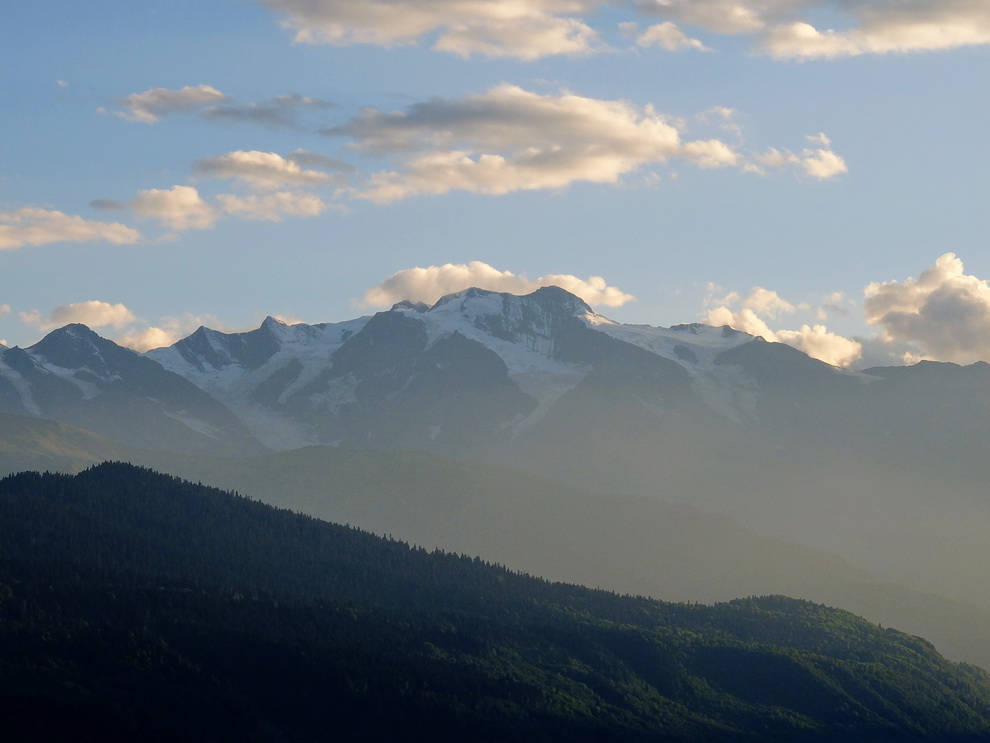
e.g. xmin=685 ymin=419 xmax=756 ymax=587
xmin=362 ymin=261 xmax=635 ymax=308
xmin=329 ymin=85 xmax=800 ymax=203
xmin=261 ymin=1 xmax=990 ymax=59
xmin=262 ymin=0 xmax=602 ymax=59
xmin=0 ymin=208 xmax=141 ymax=250
xmin=864 ymin=252 xmax=990 ymax=365
xmin=775 ymin=324 xmax=863 ymax=368
xmin=633 ymin=22 xmax=711 ymax=51
xmin=200 ymin=93 xmax=334 ymax=128
xmin=217 ymin=192 xmax=328 ymax=221
xmin=114 ymin=326 xmax=179 ymax=353
xmin=286 ymin=149 xmax=355 ymax=173
xmin=748 ymin=136 xmax=848 ymax=180
xmin=131 ymin=185 xmax=217 ymax=231
xmin=705 ymin=285 xmax=861 ymax=367
xmin=111 ymin=84 xmax=227 ymax=124
xmin=20 ymin=301 xmax=137 ymax=332
xmin=634 ymin=0 xmax=772 ymax=35
xmin=761 ymin=2 xmax=990 ymax=59
xmin=639 ymin=0 xmax=990 ymax=59
xmin=194 ymin=150 xmax=335 ymax=189
xmin=90 ymin=199 xmax=127 ymax=211
xmin=432 ymin=14 xmax=601 ymax=59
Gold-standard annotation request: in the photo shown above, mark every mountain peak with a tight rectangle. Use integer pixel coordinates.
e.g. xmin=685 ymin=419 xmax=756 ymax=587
xmin=528 ymin=285 xmax=594 ymax=314
xmin=391 ymin=300 xmax=430 ymax=313
xmin=429 ymin=286 xmax=500 ymax=310
xmin=428 ymin=285 xmax=594 ymax=318
xmin=28 ymin=323 xmax=114 ymax=366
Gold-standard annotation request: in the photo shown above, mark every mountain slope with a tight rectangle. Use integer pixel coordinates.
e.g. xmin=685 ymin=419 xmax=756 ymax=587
xmin=2 ymin=462 xmax=990 ymax=742
xmin=0 ymin=325 xmax=261 ymax=455
xmin=142 ymin=443 xmax=990 ymax=669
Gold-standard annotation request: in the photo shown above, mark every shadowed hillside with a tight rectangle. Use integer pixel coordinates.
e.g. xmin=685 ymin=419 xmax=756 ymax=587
xmin=1 ymin=463 xmax=990 ymax=742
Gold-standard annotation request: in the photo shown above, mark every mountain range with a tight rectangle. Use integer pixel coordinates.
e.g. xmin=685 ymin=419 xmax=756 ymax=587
xmin=2 ymin=285 xmax=990 ymax=666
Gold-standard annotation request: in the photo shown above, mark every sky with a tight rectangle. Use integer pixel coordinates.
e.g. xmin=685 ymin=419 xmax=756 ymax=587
xmin=3 ymin=0 xmax=990 ymax=368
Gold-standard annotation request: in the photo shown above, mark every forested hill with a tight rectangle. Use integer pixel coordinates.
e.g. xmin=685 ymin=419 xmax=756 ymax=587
xmin=1 ymin=464 xmax=990 ymax=742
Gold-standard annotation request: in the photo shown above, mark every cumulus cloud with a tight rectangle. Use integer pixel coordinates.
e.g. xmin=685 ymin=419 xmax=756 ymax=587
xmin=20 ymin=301 xmax=137 ymax=332
xmin=217 ymin=192 xmax=328 ymax=221
xmin=362 ymin=261 xmax=635 ymax=308
xmin=262 ymin=0 xmax=602 ymax=59
xmin=115 ymin=326 xmax=178 ymax=352
xmin=194 ymin=150 xmax=335 ymax=190
xmin=705 ymin=285 xmax=861 ymax=367
xmin=260 ymin=0 xmax=990 ymax=59
xmin=0 ymin=208 xmax=141 ymax=250
xmin=132 ymin=185 xmax=217 ymax=231
xmin=329 ymin=85 xmax=790 ymax=202
xmin=114 ymin=313 xmax=230 ymax=352
xmin=633 ymin=22 xmax=711 ymax=51
xmin=748 ymin=134 xmax=848 ymax=180
xmin=775 ymin=324 xmax=863 ymax=368
xmin=634 ymin=0 xmax=773 ymax=35
xmin=761 ymin=2 xmax=990 ymax=59
xmin=110 ymin=84 xmax=227 ymax=124
xmin=864 ymin=252 xmax=990 ymax=365
xmin=639 ymin=0 xmax=990 ymax=59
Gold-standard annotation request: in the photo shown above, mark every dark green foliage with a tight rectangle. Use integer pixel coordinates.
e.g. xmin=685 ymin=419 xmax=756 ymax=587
xmin=1 ymin=463 xmax=989 ymax=742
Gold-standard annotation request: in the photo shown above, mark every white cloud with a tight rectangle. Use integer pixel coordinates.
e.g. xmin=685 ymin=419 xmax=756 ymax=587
xmin=362 ymin=261 xmax=635 ymax=308
xmin=262 ymin=1 xmax=990 ymax=60
xmin=434 ymin=15 xmax=601 ymax=59
xmin=864 ymin=252 xmax=990 ymax=365
xmin=749 ymin=141 xmax=847 ymax=180
xmin=761 ymin=4 xmax=990 ymax=59
xmin=635 ymin=0 xmax=774 ymax=35
xmin=634 ymin=22 xmax=711 ymax=51
xmin=705 ymin=285 xmax=861 ymax=367
xmin=705 ymin=305 xmax=778 ymax=339
xmin=744 ymin=287 xmax=798 ymax=317
xmin=776 ymin=324 xmax=863 ymax=368
xmin=132 ymin=185 xmax=217 ymax=231
xmin=20 ymin=301 xmax=137 ymax=332
xmin=111 ymin=84 xmax=227 ymax=124
xmin=262 ymin=0 xmax=602 ymax=59
xmin=115 ymin=326 xmax=179 ymax=352
xmin=331 ymin=85 xmax=775 ymax=202
xmin=800 ymin=147 xmax=848 ymax=179
xmin=194 ymin=150 xmax=334 ymax=189
xmin=217 ymin=192 xmax=328 ymax=221
xmin=645 ymin=0 xmax=990 ymax=57
xmin=0 ymin=208 xmax=141 ymax=250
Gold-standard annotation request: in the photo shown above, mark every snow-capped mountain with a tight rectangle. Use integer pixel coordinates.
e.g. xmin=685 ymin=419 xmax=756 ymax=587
xmin=0 ymin=324 xmax=260 ymax=455
xmin=145 ymin=286 xmax=769 ymax=451
xmin=5 ymin=285 xmax=990 ymax=477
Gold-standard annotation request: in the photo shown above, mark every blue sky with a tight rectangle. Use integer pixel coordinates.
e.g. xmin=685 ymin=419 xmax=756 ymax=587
xmin=3 ymin=0 xmax=990 ymax=367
